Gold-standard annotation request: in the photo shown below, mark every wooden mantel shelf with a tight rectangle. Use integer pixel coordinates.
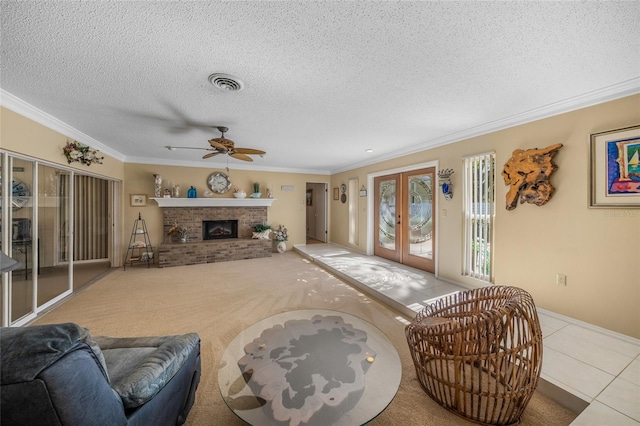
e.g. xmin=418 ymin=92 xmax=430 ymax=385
xmin=151 ymin=197 xmax=276 ymax=208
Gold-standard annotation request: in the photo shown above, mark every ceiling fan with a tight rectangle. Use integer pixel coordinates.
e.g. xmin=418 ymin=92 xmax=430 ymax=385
xmin=166 ymin=127 xmax=266 ymax=162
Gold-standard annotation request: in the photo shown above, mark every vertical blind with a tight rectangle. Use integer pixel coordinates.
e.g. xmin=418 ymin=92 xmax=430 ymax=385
xmin=463 ymin=152 xmax=495 ymax=282
xmin=73 ymin=175 xmax=109 ymax=261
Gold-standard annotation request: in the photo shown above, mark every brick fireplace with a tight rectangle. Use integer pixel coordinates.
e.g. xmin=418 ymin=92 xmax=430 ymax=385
xmin=157 ymin=205 xmax=272 ymax=268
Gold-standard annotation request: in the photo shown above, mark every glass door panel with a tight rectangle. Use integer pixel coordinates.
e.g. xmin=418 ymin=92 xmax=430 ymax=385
xmin=9 ymin=158 xmax=35 ymax=323
xmin=374 ymin=174 xmax=400 ymax=262
xmin=402 ymin=168 xmax=435 ymax=272
xmin=36 ymin=164 xmax=71 ymax=308
xmin=0 ymin=153 xmax=3 ymax=323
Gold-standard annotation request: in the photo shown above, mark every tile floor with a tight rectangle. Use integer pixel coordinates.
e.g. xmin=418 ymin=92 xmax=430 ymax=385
xmin=294 ymin=243 xmax=640 ymax=425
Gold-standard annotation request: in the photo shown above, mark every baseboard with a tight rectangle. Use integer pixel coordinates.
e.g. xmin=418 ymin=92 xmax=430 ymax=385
xmin=537 ymin=377 xmax=590 ymax=415
xmin=537 ymin=307 xmax=640 ymax=346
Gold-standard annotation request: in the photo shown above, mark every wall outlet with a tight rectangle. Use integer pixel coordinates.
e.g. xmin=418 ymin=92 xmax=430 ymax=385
xmin=556 ymin=273 xmax=567 ymax=286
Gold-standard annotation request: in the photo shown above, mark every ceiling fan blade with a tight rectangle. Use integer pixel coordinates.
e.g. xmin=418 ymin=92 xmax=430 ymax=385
xmin=230 ymin=152 xmax=253 ymax=162
xmin=235 ymin=148 xmax=266 ymax=155
xmin=168 ymin=146 xmax=214 ymax=151
xmin=208 ymin=139 xmax=229 ymax=151
xmin=202 ymin=152 xmax=221 ymax=159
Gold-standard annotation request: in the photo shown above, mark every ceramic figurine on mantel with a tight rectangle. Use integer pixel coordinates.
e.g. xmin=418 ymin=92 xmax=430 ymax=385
xmin=233 ymin=188 xmax=247 ymax=198
xmin=153 ymin=174 xmax=162 ymax=198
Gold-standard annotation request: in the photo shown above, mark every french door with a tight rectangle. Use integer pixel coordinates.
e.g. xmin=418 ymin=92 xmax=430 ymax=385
xmin=374 ymin=167 xmax=435 ymax=273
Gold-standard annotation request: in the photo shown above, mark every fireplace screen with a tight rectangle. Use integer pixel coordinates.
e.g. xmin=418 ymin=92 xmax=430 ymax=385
xmin=203 ymin=220 xmax=238 ymax=240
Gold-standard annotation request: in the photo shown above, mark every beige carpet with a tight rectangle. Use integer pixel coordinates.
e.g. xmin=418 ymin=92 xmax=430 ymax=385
xmin=33 ymin=252 xmax=577 ymax=425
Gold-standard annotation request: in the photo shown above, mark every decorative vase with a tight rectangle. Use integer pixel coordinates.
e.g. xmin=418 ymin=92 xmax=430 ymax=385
xmin=172 ymin=185 xmax=180 ymax=198
xmin=187 ymin=186 xmax=197 ymax=198
xmin=153 ymin=174 xmax=162 ymax=197
xmin=251 ymin=192 xmax=261 ymax=199
xmin=276 ymin=241 xmax=286 ymax=253
xmin=179 ymin=236 xmax=187 ymax=244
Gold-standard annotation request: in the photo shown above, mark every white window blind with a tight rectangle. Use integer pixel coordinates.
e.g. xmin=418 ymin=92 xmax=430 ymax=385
xmin=463 ymin=153 xmax=495 ymax=282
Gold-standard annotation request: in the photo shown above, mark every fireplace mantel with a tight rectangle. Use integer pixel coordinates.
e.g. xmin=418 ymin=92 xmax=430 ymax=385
xmin=151 ymin=197 xmax=275 ymax=208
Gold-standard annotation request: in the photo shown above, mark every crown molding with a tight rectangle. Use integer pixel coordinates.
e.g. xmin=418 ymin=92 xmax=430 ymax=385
xmin=126 ymin=155 xmax=332 ymax=175
xmin=0 ymin=89 xmax=127 ymax=162
xmin=4 ymin=77 xmax=638 ymax=176
xmin=332 ymin=77 xmax=640 ymax=174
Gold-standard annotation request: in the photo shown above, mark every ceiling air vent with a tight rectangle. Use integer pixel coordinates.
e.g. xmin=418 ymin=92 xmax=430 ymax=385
xmin=208 ymin=73 xmax=244 ymax=92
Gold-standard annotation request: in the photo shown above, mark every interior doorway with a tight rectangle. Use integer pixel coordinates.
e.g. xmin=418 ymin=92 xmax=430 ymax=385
xmin=374 ymin=167 xmax=435 ymax=273
xmin=305 ymin=182 xmax=328 ymax=244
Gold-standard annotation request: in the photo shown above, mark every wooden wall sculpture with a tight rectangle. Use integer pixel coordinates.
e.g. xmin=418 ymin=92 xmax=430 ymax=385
xmin=502 ymin=143 xmax=563 ymax=210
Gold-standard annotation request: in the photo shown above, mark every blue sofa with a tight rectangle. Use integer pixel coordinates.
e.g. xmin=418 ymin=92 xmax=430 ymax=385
xmin=0 ymin=323 xmax=201 ymax=426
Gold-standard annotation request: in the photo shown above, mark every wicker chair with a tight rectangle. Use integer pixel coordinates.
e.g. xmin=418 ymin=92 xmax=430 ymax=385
xmin=405 ymin=286 xmax=543 ymax=425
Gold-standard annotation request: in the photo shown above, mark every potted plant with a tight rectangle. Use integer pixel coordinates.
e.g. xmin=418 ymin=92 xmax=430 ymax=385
xmin=251 ymin=182 xmax=261 ymax=198
xmin=167 ymin=222 xmax=189 ymax=243
xmin=272 ymin=225 xmax=288 ymax=253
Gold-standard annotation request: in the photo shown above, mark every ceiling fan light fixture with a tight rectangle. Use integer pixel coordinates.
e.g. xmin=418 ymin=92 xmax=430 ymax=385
xmin=208 ymin=73 xmax=244 ymax=92
xmin=168 ymin=126 xmax=264 ymax=162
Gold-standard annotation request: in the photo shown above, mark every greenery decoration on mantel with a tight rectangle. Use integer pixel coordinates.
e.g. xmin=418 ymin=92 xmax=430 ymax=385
xmin=63 ymin=141 xmax=104 ymax=166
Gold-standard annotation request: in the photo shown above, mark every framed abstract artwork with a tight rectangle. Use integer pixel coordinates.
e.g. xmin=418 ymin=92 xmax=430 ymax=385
xmin=589 ymin=125 xmax=640 ymax=208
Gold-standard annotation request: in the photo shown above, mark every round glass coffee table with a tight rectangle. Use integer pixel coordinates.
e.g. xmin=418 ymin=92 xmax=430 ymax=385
xmin=218 ymin=310 xmax=401 ymax=426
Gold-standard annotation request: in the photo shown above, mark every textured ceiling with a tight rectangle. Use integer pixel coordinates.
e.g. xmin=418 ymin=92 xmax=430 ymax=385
xmin=1 ymin=1 xmax=639 ymax=174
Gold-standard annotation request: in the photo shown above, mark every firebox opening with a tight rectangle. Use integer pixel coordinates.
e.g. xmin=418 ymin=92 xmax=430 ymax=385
xmin=203 ymin=220 xmax=238 ymax=240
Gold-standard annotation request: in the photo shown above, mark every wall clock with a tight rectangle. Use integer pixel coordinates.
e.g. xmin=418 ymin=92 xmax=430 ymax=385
xmin=207 ymin=172 xmax=232 ymax=194
xmin=0 ymin=178 xmax=30 ymax=209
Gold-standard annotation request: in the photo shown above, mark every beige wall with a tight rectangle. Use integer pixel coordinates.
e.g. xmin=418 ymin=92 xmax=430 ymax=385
xmin=331 ymin=95 xmax=640 ymax=338
xmin=1 ymin=106 xmax=126 ymax=266
xmin=123 ymin=163 xmax=329 ymax=253
xmin=1 ymin=107 xmax=124 ymax=180
xmin=3 ymin=97 xmax=639 ymax=338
